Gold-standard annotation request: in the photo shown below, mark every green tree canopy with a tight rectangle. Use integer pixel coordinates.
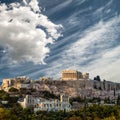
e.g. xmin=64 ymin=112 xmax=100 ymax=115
xmin=9 ymin=87 xmax=19 ymax=92
xmin=0 ymin=108 xmax=18 ymax=120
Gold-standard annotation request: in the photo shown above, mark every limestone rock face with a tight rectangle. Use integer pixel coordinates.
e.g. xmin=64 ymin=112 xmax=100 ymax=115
xmin=2 ymin=77 xmax=120 ymax=99
xmin=30 ymin=80 xmax=120 ymax=99
xmin=31 ymin=80 xmax=93 ymax=97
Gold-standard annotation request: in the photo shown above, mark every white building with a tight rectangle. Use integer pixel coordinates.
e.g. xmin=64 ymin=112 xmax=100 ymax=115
xmin=18 ymin=94 xmax=71 ymax=112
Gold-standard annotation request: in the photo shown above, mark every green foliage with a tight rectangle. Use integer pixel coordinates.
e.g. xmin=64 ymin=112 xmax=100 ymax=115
xmin=94 ymin=75 xmax=101 ymax=81
xmin=35 ymin=105 xmax=120 ymax=120
xmin=104 ymin=97 xmax=111 ymax=104
xmin=11 ymin=105 xmax=36 ymax=120
xmin=30 ymin=88 xmax=37 ymax=92
xmin=0 ymin=90 xmax=9 ymax=101
xmin=117 ymin=95 xmax=120 ymax=105
xmin=8 ymin=96 xmax=19 ymax=105
xmin=0 ymin=91 xmax=120 ymax=120
xmin=0 ymin=90 xmax=19 ymax=108
xmin=90 ymin=97 xmax=101 ymax=103
xmin=103 ymin=116 xmax=116 ymax=120
xmin=68 ymin=116 xmax=82 ymax=120
xmin=9 ymin=87 xmax=19 ymax=92
xmin=30 ymin=105 xmax=120 ymax=120
xmin=20 ymin=88 xmax=28 ymax=94
xmin=0 ymin=105 xmax=120 ymax=120
xmin=69 ymin=96 xmax=84 ymax=105
xmin=0 ymin=108 xmax=18 ymax=120
xmin=42 ymin=91 xmax=59 ymax=99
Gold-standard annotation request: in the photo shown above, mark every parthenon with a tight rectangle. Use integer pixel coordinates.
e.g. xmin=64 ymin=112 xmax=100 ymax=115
xmin=62 ymin=70 xmax=89 ymax=81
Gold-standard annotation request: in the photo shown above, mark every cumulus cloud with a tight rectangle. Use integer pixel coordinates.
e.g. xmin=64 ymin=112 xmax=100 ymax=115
xmin=0 ymin=0 xmax=62 ymax=64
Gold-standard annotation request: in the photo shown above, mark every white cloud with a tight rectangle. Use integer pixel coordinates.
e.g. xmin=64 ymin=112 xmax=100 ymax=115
xmin=48 ymin=0 xmax=73 ymax=16
xmin=41 ymin=16 xmax=120 ymax=81
xmin=0 ymin=0 xmax=62 ymax=64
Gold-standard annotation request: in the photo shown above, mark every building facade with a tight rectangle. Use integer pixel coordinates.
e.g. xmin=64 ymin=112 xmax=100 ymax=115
xmin=1 ymin=76 xmax=30 ymax=91
xmin=82 ymin=73 xmax=89 ymax=79
xmin=18 ymin=95 xmax=71 ymax=112
xmin=62 ymin=70 xmax=89 ymax=80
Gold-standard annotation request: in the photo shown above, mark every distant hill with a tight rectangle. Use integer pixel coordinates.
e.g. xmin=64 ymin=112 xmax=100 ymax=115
xmin=27 ymin=79 xmax=120 ymax=98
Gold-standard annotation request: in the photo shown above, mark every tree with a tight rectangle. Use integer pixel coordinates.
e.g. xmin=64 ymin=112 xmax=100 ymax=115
xmin=68 ymin=116 xmax=82 ymax=120
xmin=117 ymin=95 xmax=120 ymax=105
xmin=94 ymin=75 xmax=101 ymax=82
xmin=2 ymin=94 xmax=9 ymax=101
xmin=0 ymin=90 xmax=9 ymax=101
xmin=0 ymin=108 xmax=18 ymax=120
xmin=103 ymin=80 xmax=106 ymax=90
xmin=103 ymin=116 xmax=116 ymax=120
xmin=96 ymin=76 xmax=101 ymax=81
xmin=9 ymin=87 xmax=19 ymax=92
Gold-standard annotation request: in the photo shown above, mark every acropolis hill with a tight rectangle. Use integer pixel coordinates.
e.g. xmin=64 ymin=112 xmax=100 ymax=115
xmin=1 ymin=69 xmax=120 ymax=99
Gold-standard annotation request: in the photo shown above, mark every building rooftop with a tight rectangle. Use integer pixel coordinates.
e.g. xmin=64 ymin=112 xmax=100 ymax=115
xmin=62 ymin=70 xmax=80 ymax=73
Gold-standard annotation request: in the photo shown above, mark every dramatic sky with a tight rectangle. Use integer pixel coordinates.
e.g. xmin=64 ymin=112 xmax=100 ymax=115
xmin=0 ymin=0 xmax=120 ymax=82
